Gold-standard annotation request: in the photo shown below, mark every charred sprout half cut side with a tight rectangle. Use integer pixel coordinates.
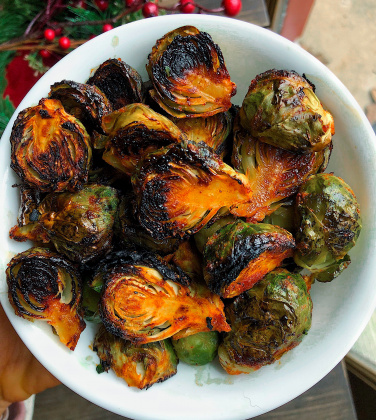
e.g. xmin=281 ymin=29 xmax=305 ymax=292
xmin=239 ymin=69 xmax=335 ymax=153
xmin=147 ymin=25 xmax=236 ymax=118
xmin=294 ymin=173 xmax=361 ymax=281
xmin=132 ymin=141 xmax=251 ymax=240
xmin=98 ymin=249 xmax=230 ymax=344
xmin=87 ymin=58 xmax=145 ymax=110
xmin=99 ymin=103 xmax=187 ymax=176
xmin=10 ymin=98 xmax=92 ymax=192
xmin=218 ymin=268 xmax=312 ymax=374
xmin=203 ymin=220 xmax=295 ymax=298
xmin=231 ymin=117 xmax=332 ymax=221
xmin=48 ymin=79 xmax=112 ymax=134
xmin=6 ymin=247 xmax=86 ymax=350
xmin=94 ymin=325 xmax=178 ymax=390
xmin=36 ymin=184 xmax=119 ymax=263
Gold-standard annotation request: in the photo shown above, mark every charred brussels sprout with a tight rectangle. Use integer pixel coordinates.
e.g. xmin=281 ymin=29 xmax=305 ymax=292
xmin=239 ymin=70 xmax=335 ymax=153
xmin=6 ymin=247 xmax=85 ymax=350
xmin=172 ymin=331 xmax=219 ymax=366
xmin=231 ymin=116 xmax=332 ymax=221
xmin=98 ymin=249 xmax=230 ymax=343
xmin=218 ymin=268 xmax=312 ymax=374
xmin=147 ymin=26 xmax=236 ymax=118
xmin=99 ymin=103 xmax=186 ymax=176
xmin=203 ymin=220 xmax=295 ymax=298
xmin=10 ymin=98 xmax=92 ymax=192
xmin=87 ymin=58 xmax=144 ymax=110
xmin=48 ymin=79 xmax=112 ymax=134
xmin=294 ymin=173 xmax=361 ymax=281
xmin=36 ymin=184 xmax=119 ymax=263
xmin=132 ymin=141 xmax=251 ymax=240
xmin=173 ymin=111 xmax=233 ymax=158
xmin=94 ymin=325 xmax=177 ymax=389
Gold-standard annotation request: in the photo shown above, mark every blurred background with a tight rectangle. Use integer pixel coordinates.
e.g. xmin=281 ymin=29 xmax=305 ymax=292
xmin=1 ymin=0 xmax=375 ymax=419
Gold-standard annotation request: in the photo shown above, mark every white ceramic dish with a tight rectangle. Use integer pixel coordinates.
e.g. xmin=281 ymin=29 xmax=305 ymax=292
xmin=1 ymin=14 xmax=376 ymax=420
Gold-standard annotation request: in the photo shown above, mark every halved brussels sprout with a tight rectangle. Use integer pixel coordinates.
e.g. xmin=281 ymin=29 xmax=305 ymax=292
xmin=294 ymin=173 xmax=361 ymax=280
xmin=48 ymin=79 xmax=112 ymax=134
xmin=166 ymin=240 xmax=203 ymax=283
xmin=34 ymin=184 xmax=119 ymax=263
xmin=94 ymin=325 xmax=178 ymax=389
xmin=132 ymin=141 xmax=251 ymax=240
xmin=203 ymin=220 xmax=295 ymax=298
xmin=6 ymin=247 xmax=85 ymax=350
xmin=172 ymin=331 xmax=219 ymax=366
xmin=231 ymin=118 xmax=331 ymax=221
xmin=10 ymin=98 xmax=92 ymax=193
xmin=218 ymin=268 xmax=312 ymax=374
xmin=172 ymin=110 xmax=233 ymax=158
xmin=87 ymin=58 xmax=145 ymax=110
xmin=98 ymin=249 xmax=230 ymax=343
xmin=99 ymin=103 xmax=186 ymax=176
xmin=239 ymin=69 xmax=335 ymax=153
xmin=147 ymin=26 xmax=236 ymax=118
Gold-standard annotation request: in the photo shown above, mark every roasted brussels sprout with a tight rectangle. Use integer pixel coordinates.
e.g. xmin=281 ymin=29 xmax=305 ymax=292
xmin=6 ymin=247 xmax=86 ymax=350
xmin=203 ymin=220 xmax=295 ymax=298
xmin=262 ymin=198 xmax=296 ymax=234
xmin=94 ymin=325 xmax=178 ymax=389
xmin=218 ymin=268 xmax=312 ymax=374
xmin=172 ymin=331 xmax=219 ymax=366
xmin=87 ymin=58 xmax=144 ymax=110
xmin=132 ymin=141 xmax=251 ymax=240
xmin=239 ymin=69 xmax=335 ymax=153
xmin=99 ymin=103 xmax=186 ymax=176
xmin=10 ymin=98 xmax=92 ymax=192
xmin=147 ymin=26 xmax=236 ymax=118
xmin=166 ymin=240 xmax=203 ymax=282
xmin=35 ymin=184 xmax=119 ymax=263
xmin=48 ymin=79 xmax=112 ymax=134
xmin=294 ymin=173 xmax=361 ymax=280
xmin=81 ymin=281 xmax=101 ymax=323
xmin=231 ymin=116 xmax=332 ymax=221
xmin=173 ymin=111 xmax=233 ymax=158
xmin=98 ymin=249 xmax=230 ymax=343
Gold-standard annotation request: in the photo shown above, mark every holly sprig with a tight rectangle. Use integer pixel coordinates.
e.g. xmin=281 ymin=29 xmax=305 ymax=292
xmin=0 ymin=0 xmax=242 ymax=136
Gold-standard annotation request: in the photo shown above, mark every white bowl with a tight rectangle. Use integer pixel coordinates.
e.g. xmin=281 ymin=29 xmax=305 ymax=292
xmin=1 ymin=14 xmax=376 ymax=420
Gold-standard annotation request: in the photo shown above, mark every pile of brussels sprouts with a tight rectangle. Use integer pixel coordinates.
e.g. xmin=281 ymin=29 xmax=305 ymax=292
xmin=5 ymin=25 xmax=361 ymax=389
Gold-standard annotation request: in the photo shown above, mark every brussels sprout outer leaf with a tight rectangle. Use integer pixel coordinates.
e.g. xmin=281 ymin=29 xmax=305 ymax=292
xmin=218 ymin=268 xmax=312 ymax=374
xmin=309 ymin=254 xmax=351 ymax=283
xmin=93 ymin=326 xmax=177 ymax=389
xmin=203 ymin=220 xmax=295 ymax=298
xmin=6 ymin=247 xmax=85 ymax=350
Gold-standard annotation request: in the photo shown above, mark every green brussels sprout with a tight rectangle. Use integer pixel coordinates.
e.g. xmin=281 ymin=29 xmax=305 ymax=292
xmin=203 ymin=220 xmax=295 ymax=298
xmin=218 ymin=268 xmax=312 ymax=374
xmin=239 ymin=69 xmax=335 ymax=153
xmin=81 ymin=281 xmax=101 ymax=323
xmin=231 ymin=113 xmax=333 ymax=221
xmin=294 ymin=173 xmax=362 ymax=279
xmin=132 ymin=141 xmax=251 ymax=240
xmin=97 ymin=249 xmax=230 ymax=344
xmin=262 ymin=198 xmax=296 ymax=234
xmin=172 ymin=331 xmax=219 ymax=366
xmin=6 ymin=247 xmax=86 ymax=350
xmin=48 ymin=79 xmax=112 ymax=134
xmin=146 ymin=26 xmax=236 ymax=118
xmin=99 ymin=103 xmax=186 ymax=176
xmin=36 ymin=184 xmax=119 ymax=263
xmin=172 ymin=110 xmax=233 ymax=158
xmin=10 ymin=98 xmax=92 ymax=192
xmin=93 ymin=325 xmax=177 ymax=389
xmin=87 ymin=58 xmax=145 ymax=110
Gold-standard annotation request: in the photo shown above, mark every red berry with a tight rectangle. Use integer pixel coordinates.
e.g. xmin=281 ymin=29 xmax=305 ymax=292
xmin=180 ymin=0 xmax=195 ymax=13
xmin=222 ymin=0 xmax=242 ymax=17
xmin=102 ymin=23 xmax=113 ymax=32
xmin=39 ymin=49 xmax=52 ymax=58
xmin=89 ymin=34 xmax=96 ymax=40
xmin=59 ymin=36 xmax=71 ymax=50
xmin=95 ymin=0 xmax=109 ymax=11
xmin=74 ymin=0 xmax=87 ymax=8
xmin=125 ymin=0 xmax=141 ymax=7
xmin=54 ymin=27 xmax=63 ymax=36
xmin=142 ymin=2 xmax=159 ymax=18
xmin=44 ymin=28 xmax=55 ymax=42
